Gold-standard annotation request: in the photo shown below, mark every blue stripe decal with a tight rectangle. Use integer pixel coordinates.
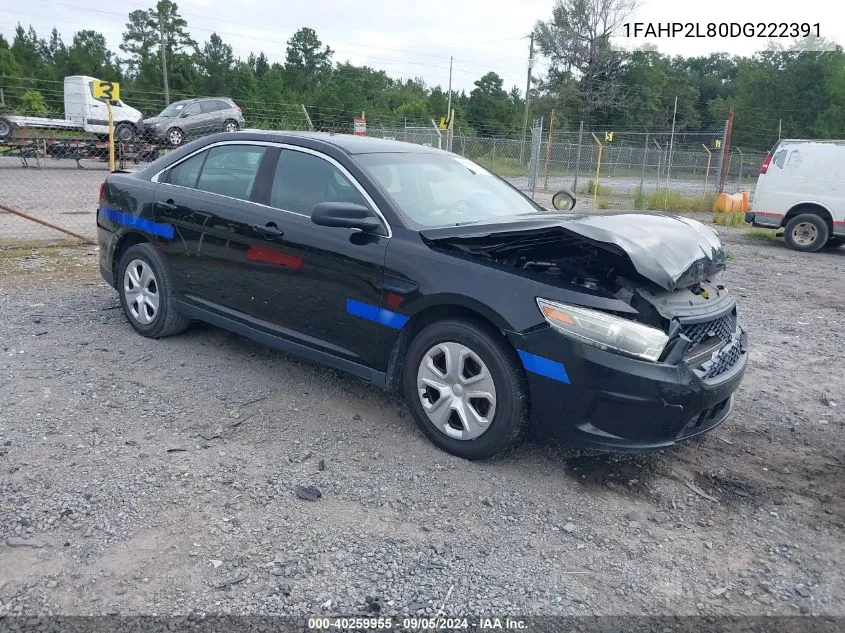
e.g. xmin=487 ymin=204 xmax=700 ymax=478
xmin=517 ymin=349 xmax=570 ymax=384
xmin=346 ymin=299 xmax=409 ymax=329
xmin=102 ymin=208 xmax=175 ymax=239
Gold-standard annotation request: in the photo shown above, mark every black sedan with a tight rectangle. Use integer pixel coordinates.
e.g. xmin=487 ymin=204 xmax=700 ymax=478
xmin=96 ymin=131 xmax=748 ymax=459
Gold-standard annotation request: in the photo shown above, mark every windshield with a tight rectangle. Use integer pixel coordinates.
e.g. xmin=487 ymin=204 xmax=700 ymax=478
xmin=356 ymin=153 xmax=543 ymax=228
xmin=158 ymin=102 xmax=186 ymax=118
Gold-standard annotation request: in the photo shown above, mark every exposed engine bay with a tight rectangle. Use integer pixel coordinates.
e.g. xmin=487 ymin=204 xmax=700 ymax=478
xmin=422 ymin=221 xmax=741 ymax=371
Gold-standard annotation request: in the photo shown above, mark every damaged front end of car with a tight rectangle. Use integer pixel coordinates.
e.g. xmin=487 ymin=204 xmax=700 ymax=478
xmin=420 ymin=213 xmax=748 ymax=449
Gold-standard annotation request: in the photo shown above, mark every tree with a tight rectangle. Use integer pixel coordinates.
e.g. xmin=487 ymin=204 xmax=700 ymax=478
xmin=535 ymin=0 xmax=638 ymax=121
xmin=467 ymin=72 xmax=514 ymax=136
xmin=120 ymin=0 xmax=197 ymax=99
xmin=284 ymin=28 xmax=333 ymax=95
xmin=200 ymin=33 xmax=234 ymax=95
xmin=64 ymin=30 xmax=121 ymax=80
xmin=21 ymin=89 xmax=49 ymax=115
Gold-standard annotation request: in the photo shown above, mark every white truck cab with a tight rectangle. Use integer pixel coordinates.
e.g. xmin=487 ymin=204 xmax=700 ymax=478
xmin=745 ymin=139 xmax=845 ymax=252
xmin=63 ymin=76 xmax=144 ymax=141
xmin=0 ymin=76 xmax=144 ymax=142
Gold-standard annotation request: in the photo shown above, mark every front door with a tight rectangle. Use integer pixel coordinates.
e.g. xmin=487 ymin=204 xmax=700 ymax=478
xmin=154 ymin=142 xmax=393 ymax=369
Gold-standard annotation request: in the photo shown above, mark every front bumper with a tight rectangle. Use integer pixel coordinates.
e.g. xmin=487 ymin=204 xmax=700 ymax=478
xmin=510 ymin=325 xmax=748 ymax=450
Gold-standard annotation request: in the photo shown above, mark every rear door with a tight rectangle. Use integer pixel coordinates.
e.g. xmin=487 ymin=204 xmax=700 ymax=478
xmin=200 ymin=100 xmax=225 ymax=133
xmin=152 ymin=142 xmax=277 ymax=310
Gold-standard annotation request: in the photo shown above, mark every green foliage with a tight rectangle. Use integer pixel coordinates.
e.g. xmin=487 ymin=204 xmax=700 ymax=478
xmin=633 ymin=185 xmax=645 ymax=209
xmin=580 ymin=180 xmax=613 ymax=196
xmin=645 ymin=189 xmax=715 ymax=212
xmin=0 ymin=2 xmax=844 ymax=151
xmin=744 ymin=229 xmax=778 ymax=240
xmin=711 ymin=211 xmax=745 ymax=226
xmin=20 ymin=88 xmax=49 ymax=115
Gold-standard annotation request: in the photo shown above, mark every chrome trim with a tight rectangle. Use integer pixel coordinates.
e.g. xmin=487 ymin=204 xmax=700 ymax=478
xmin=150 ymin=139 xmax=392 ymax=238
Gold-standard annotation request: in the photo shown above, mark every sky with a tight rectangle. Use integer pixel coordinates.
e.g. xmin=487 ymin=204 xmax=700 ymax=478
xmin=1 ymin=0 xmax=841 ymax=94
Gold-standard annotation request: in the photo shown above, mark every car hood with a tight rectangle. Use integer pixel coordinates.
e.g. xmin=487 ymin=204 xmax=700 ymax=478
xmin=419 ymin=212 xmax=727 ymax=291
xmin=142 ymin=116 xmax=170 ymax=126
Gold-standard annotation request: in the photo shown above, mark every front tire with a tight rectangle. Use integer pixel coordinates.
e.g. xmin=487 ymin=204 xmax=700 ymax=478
xmin=166 ymin=127 xmax=184 ymax=146
xmin=0 ymin=116 xmax=13 ymax=140
xmin=117 ymin=243 xmax=189 ymax=338
xmin=784 ymin=213 xmax=829 ymax=252
xmin=402 ymin=319 xmax=529 ymax=460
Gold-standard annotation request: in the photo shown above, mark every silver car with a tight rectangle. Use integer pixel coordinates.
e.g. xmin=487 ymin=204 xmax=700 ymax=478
xmin=142 ymin=97 xmax=245 ymax=146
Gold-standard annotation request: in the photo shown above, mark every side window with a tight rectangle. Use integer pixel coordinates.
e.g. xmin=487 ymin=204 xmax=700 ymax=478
xmin=182 ymin=102 xmax=201 ymax=117
xmin=195 ymin=145 xmax=266 ymax=201
xmin=270 ymin=149 xmax=368 ymax=215
xmin=168 ymin=150 xmax=208 ymax=188
xmin=215 ymin=100 xmax=231 ymax=111
xmin=200 ymin=100 xmax=220 ymax=114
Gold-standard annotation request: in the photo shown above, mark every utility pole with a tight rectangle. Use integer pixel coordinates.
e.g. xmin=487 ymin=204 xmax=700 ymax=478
xmin=446 ymin=56 xmax=453 ymax=118
xmin=519 ymin=32 xmax=534 ymax=164
xmin=158 ymin=9 xmax=170 ymax=105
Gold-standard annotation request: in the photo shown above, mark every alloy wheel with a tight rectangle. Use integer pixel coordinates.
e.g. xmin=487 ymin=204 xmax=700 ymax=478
xmin=416 ymin=342 xmax=497 ymax=440
xmin=123 ymin=259 xmax=160 ymax=325
xmin=224 ymin=121 xmax=238 ymax=132
xmin=168 ymin=129 xmax=183 ymax=145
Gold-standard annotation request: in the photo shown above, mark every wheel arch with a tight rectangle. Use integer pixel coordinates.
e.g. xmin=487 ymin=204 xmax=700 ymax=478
xmin=112 ymin=230 xmax=153 ymax=278
xmin=384 ymin=298 xmax=515 ymax=392
xmin=783 ymin=202 xmax=834 ymax=232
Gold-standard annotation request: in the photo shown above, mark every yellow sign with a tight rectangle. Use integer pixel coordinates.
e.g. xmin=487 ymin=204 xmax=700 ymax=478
xmin=439 ymin=114 xmax=453 ymax=130
xmin=714 ymin=139 xmax=722 ymax=148
xmin=92 ymin=80 xmax=120 ymax=102
xmin=604 ymin=131 xmax=614 ymax=142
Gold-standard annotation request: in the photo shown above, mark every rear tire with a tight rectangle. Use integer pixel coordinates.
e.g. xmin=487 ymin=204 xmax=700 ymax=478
xmin=222 ymin=119 xmax=239 ymax=133
xmin=402 ymin=319 xmax=529 ymax=460
xmin=0 ymin=116 xmax=13 ymax=140
xmin=114 ymin=123 xmax=135 ymax=144
xmin=117 ymin=243 xmax=189 ymax=338
xmin=784 ymin=213 xmax=829 ymax=253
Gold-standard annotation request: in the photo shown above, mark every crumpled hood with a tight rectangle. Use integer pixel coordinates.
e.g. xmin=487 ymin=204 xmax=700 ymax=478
xmin=419 ymin=212 xmax=727 ymax=291
xmin=142 ymin=116 xmax=169 ymax=127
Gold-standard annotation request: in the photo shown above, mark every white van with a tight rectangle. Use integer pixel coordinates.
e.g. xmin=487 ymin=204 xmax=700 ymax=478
xmin=745 ymin=139 xmax=845 ymax=252
xmin=0 ymin=76 xmax=144 ymax=143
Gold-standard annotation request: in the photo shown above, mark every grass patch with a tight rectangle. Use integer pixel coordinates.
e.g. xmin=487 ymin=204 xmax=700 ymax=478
xmin=644 ymin=188 xmax=715 ymax=212
xmin=596 ymin=199 xmax=612 ymax=210
xmin=633 ymin=185 xmax=645 ymax=210
xmin=712 ymin=211 xmax=745 ymax=227
xmin=474 ymin=156 xmax=525 ymax=177
xmin=745 ymin=229 xmax=779 ymax=241
xmin=579 ymin=179 xmax=613 ymax=196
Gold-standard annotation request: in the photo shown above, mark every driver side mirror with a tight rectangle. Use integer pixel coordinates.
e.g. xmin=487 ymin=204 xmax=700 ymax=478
xmin=551 ymin=189 xmax=576 ymax=211
xmin=311 ymin=202 xmax=381 ymax=232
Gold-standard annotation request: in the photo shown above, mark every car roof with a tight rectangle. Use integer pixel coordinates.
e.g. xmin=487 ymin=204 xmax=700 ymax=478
xmin=233 ymin=130 xmax=450 ymax=155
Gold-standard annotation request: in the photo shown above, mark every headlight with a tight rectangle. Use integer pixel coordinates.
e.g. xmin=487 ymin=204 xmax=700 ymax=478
xmin=536 ymin=298 xmax=669 ymax=362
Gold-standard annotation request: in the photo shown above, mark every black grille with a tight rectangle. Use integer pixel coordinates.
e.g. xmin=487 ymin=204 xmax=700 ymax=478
xmin=703 ymin=342 xmax=743 ymax=380
xmin=681 ymin=312 xmax=735 ymax=346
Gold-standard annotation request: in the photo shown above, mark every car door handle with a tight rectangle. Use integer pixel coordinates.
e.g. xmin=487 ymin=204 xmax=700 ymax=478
xmin=155 ymin=201 xmax=177 ymax=211
xmin=253 ymin=223 xmax=284 ymax=237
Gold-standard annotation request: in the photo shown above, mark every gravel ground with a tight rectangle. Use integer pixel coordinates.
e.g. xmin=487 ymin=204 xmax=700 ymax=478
xmin=0 ymin=218 xmax=843 ymax=619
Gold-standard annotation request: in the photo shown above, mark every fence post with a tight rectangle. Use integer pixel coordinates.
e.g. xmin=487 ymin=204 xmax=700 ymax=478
xmin=543 ymin=109 xmax=556 ymax=191
xmin=735 ymin=146 xmax=744 ymax=188
xmin=654 ymin=139 xmax=662 ymax=192
xmin=301 ymin=104 xmax=314 ymax=131
xmin=573 ymin=121 xmax=584 ymax=192
xmin=701 ymin=144 xmax=712 ymax=200
xmin=640 ymin=131 xmax=649 ymax=191
xmin=430 ymin=119 xmax=442 ymax=149
xmin=590 ymin=132 xmax=603 ymax=209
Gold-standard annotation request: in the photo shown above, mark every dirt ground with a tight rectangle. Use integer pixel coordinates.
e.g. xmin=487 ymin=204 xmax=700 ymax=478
xmin=0 ymin=220 xmax=843 ymax=619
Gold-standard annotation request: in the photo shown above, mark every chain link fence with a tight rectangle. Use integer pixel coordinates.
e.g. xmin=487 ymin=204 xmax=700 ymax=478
xmin=1 ymin=102 xmax=764 ymax=245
